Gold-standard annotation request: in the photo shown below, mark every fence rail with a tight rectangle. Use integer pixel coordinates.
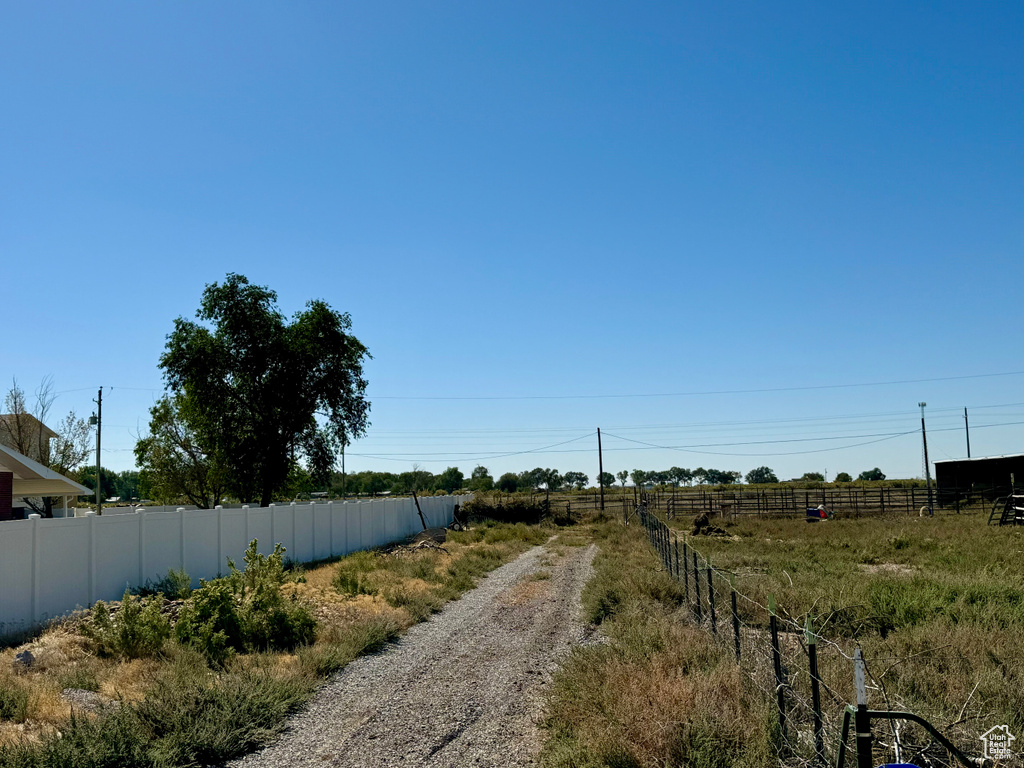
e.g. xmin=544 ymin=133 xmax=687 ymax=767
xmin=0 ymin=495 xmax=468 ymax=637
xmin=528 ymin=485 xmax=991 ymax=520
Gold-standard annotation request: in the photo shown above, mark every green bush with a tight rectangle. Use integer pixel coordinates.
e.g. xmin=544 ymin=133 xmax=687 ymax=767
xmin=174 ymin=578 xmax=241 ymax=667
xmin=175 ymin=540 xmax=316 ymax=665
xmin=136 ymin=568 xmax=193 ymax=600
xmin=136 ymin=653 xmax=310 ymax=767
xmin=83 ymin=590 xmax=171 ymax=659
xmin=0 ymin=678 xmax=28 ymax=723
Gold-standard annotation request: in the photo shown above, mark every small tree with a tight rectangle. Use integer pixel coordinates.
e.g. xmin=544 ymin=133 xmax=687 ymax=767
xmin=598 ymin=471 xmax=615 ymax=489
xmin=800 ymin=472 xmax=825 ymax=482
xmin=834 ymin=472 xmax=853 ymax=483
xmin=745 ymin=466 xmax=778 ymax=484
xmin=1 ymin=378 xmax=92 ymax=516
xmin=469 ymin=465 xmax=494 ymax=492
xmin=135 ymin=395 xmax=227 ymax=508
xmin=858 ymin=468 xmax=886 ymax=482
xmin=616 ymin=470 xmax=629 ymax=488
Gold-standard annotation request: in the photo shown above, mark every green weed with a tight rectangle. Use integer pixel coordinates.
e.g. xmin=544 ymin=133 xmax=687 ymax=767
xmin=83 ymin=590 xmax=171 ymax=660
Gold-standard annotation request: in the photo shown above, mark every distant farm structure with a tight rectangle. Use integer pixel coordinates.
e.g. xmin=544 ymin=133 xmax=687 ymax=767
xmin=935 ymin=453 xmax=1024 ymax=500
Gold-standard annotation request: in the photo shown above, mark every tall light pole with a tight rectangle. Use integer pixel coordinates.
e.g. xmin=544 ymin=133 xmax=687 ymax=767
xmin=919 ymin=402 xmax=933 ymax=515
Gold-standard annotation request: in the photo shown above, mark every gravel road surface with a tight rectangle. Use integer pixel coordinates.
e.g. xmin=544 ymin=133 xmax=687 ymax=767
xmin=233 ymin=540 xmax=597 ymax=768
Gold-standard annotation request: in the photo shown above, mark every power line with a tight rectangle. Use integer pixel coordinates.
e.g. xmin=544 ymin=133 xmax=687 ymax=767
xmin=369 ymin=369 xmax=1024 ymax=401
xmin=347 ymin=431 xmax=596 ymax=464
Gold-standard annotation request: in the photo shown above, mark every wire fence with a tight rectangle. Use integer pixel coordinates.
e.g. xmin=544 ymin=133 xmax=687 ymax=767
xmin=634 ymin=502 xmax=987 ymax=768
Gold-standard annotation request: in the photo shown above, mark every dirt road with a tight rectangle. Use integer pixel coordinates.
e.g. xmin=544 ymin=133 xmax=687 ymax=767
xmin=233 ymin=539 xmax=597 ymax=768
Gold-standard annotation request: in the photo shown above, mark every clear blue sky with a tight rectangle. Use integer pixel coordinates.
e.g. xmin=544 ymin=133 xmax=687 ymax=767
xmin=3 ymin=2 xmax=1022 ymax=483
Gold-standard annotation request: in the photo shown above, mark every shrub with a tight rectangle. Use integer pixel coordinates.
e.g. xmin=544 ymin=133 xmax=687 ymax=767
xmin=175 ymin=540 xmax=316 ymax=665
xmin=174 ymin=578 xmax=241 ymax=667
xmin=135 ymin=652 xmax=311 ymax=767
xmin=136 ymin=568 xmax=193 ymax=599
xmin=299 ymin=615 xmax=400 ymax=678
xmin=462 ymin=495 xmax=549 ymax=524
xmin=0 ymin=678 xmax=28 ymax=723
xmin=84 ymin=590 xmax=171 ymax=659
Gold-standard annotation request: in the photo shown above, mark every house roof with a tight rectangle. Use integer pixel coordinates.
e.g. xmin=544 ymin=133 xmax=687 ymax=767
xmin=0 ymin=443 xmax=91 ymax=497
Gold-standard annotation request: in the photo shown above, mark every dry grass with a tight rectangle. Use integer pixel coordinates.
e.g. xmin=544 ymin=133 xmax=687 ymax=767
xmin=542 ymin=522 xmax=775 ymax=768
xmin=0 ymin=519 xmax=553 ymax=764
xmin=663 ymin=509 xmax=1024 ymax=750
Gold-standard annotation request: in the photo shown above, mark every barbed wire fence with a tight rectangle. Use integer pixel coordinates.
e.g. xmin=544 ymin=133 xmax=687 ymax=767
xmin=633 ymin=501 xmax=989 ymax=768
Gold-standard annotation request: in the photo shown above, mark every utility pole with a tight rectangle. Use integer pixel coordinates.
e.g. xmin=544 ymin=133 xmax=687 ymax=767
xmin=919 ymin=402 xmax=933 ymax=516
xmin=964 ymin=407 xmax=971 ymax=458
xmin=597 ymin=428 xmax=605 ymax=511
xmin=94 ymin=387 xmax=103 ymax=515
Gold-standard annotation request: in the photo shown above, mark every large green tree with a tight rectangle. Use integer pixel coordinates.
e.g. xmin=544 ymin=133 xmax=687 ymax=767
xmin=157 ymin=274 xmax=370 ymax=507
xmin=563 ymin=471 xmax=589 ymax=490
xmin=496 ymin=472 xmax=519 ymax=493
xmin=469 ymin=465 xmax=494 ymax=492
xmin=435 ymin=466 xmax=465 ymax=493
xmin=745 ymin=466 xmax=778 ymax=484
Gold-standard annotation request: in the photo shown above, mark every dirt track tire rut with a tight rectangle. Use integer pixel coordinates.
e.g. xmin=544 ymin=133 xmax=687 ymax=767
xmin=232 ymin=540 xmax=597 ymax=768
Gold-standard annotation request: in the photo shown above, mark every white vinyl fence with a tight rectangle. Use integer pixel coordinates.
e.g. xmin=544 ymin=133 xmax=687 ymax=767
xmin=0 ymin=495 xmax=468 ymax=637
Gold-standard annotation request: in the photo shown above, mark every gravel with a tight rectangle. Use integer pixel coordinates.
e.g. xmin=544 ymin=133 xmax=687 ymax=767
xmin=233 ymin=540 xmax=597 ymax=768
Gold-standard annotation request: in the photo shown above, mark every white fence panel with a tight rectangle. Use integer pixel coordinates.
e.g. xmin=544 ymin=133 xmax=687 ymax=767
xmin=0 ymin=520 xmax=34 ymax=632
xmin=220 ymin=508 xmax=248 ymax=572
xmin=142 ymin=510 xmax=182 ymax=584
xmin=0 ymin=495 xmax=465 ymax=635
xmin=313 ymin=503 xmax=332 ymax=561
xmin=94 ymin=514 xmax=140 ymax=600
xmin=294 ymin=503 xmax=314 ymax=564
xmin=183 ymin=510 xmax=219 ymax=586
xmin=248 ymin=508 xmax=273 ymax=557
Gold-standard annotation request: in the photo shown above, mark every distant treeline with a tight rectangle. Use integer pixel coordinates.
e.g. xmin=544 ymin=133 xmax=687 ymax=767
xmin=331 ymin=464 xmax=906 ymax=497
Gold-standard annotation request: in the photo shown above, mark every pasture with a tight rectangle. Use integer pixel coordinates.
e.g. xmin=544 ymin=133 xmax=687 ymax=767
xmin=668 ymin=508 xmax=1024 ymax=764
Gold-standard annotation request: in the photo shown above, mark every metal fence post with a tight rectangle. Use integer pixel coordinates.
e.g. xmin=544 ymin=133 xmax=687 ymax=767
xmin=730 ymin=574 xmax=741 ymax=662
xmin=807 ymin=616 xmax=824 ymax=765
xmin=673 ymin=534 xmax=680 ymax=580
xmin=692 ymin=549 xmax=703 ymax=624
xmin=854 ymin=648 xmax=873 ymax=768
xmin=706 ymin=563 xmax=717 ymax=636
xmin=769 ymin=594 xmax=787 ymax=742
xmin=663 ymin=523 xmax=670 ymax=570
xmin=682 ymin=539 xmax=691 ymax=605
